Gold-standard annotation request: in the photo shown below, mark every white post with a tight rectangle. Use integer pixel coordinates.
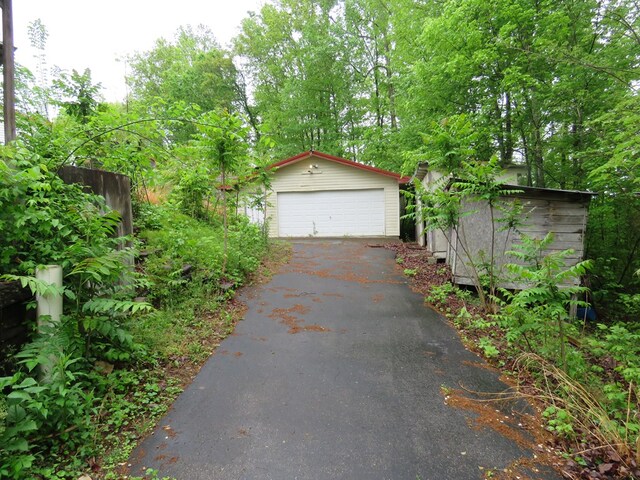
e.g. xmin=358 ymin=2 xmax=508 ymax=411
xmin=416 ymin=194 xmax=425 ymax=247
xmin=35 ymin=265 xmax=63 ymax=382
xmin=36 ymin=265 xmax=63 ymax=329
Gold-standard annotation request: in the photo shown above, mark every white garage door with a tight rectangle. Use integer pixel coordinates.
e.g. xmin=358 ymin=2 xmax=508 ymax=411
xmin=277 ymin=189 xmax=385 ymax=237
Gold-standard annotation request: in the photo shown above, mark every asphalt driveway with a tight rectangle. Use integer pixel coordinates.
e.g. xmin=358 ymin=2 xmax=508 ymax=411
xmin=128 ymin=239 xmax=559 ymax=479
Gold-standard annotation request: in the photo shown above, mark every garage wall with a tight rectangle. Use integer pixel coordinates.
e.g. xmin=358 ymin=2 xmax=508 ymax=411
xmin=266 ymin=156 xmax=400 ymax=237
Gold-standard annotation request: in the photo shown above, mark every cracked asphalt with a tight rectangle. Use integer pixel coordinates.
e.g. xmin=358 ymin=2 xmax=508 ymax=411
xmin=127 ymin=239 xmax=560 ymax=479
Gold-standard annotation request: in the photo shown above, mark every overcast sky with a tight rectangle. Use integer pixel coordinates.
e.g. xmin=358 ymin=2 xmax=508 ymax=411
xmin=13 ymin=1 xmax=265 ymax=102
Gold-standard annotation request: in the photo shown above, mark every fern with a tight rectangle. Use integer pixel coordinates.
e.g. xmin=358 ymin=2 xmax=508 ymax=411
xmin=500 ymin=234 xmax=593 ymax=370
xmin=0 ymin=273 xmax=66 ymax=298
xmin=82 ymin=297 xmax=153 ymax=315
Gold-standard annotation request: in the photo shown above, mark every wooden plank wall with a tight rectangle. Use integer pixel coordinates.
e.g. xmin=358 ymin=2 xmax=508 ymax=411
xmin=0 ymin=281 xmax=33 ymax=372
xmin=451 ymin=191 xmax=591 ymax=289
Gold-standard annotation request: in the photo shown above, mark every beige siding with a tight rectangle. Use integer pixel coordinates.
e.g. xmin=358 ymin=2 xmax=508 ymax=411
xmin=266 ymin=155 xmax=400 ymax=237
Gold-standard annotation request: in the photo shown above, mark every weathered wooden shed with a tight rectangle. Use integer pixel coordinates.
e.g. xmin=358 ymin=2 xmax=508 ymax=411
xmin=414 ymin=164 xmax=595 ymax=288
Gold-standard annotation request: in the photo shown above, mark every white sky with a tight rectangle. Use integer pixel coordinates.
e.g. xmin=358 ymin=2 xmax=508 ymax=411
xmin=13 ymin=1 xmax=265 ymax=102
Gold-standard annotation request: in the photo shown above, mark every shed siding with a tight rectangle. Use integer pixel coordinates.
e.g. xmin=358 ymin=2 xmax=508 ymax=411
xmin=418 ymin=170 xmax=449 ymax=258
xmin=266 ymin=156 xmax=400 ymax=237
xmin=451 ymin=192 xmax=590 ymax=289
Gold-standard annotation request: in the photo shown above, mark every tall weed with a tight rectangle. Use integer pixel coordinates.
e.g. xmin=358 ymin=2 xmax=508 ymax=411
xmin=140 ymin=205 xmax=267 ymax=304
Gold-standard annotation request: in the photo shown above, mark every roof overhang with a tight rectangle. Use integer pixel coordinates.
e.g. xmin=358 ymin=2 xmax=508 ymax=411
xmin=502 ymin=184 xmax=597 ymax=202
xmin=270 ymin=150 xmax=410 ymax=184
xmin=412 ymin=161 xmax=430 ymax=182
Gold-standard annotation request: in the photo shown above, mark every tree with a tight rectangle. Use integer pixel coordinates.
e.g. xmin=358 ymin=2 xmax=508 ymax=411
xmin=402 ymin=0 xmax=637 ymax=188
xmin=26 ymin=19 xmax=50 ymax=118
xmin=126 ymin=26 xmax=241 ymax=142
xmin=235 ymin=0 xmax=361 ymax=159
xmin=51 ymin=68 xmax=103 ymax=124
xmin=411 ymin=115 xmax=524 ymax=312
xmin=341 ymin=0 xmax=401 ymax=169
xmin=192 ymin=110 xmax=251 ymax=275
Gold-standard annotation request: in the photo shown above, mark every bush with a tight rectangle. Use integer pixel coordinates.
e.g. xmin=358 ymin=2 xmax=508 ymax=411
xmin=0 ymin=146 xmax=153 ymax=478
xmin=139 ymin=205 xmax=268 ymax=304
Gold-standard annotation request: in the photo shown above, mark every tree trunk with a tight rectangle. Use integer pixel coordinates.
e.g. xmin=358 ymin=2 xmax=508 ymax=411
xmin=529 ymin=99 xmax=545 ymax=187
xmin=222 ymin=167 xmax=228 ymax=277
xmin=504 ymin=92 xmax=513 ymax=163
xmin=382 ymin=35 xmax=397 ymax=130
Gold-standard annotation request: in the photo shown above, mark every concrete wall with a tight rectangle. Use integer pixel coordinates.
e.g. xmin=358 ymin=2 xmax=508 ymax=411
xmin=58 ymin=166 xmax=133 ymax=240
xmin=266 ymin=155 xmax=400 ymax=237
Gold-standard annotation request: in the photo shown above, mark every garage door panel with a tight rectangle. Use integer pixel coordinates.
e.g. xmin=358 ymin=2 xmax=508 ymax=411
xmin=278 ymin=190 xmax=385 ymax=237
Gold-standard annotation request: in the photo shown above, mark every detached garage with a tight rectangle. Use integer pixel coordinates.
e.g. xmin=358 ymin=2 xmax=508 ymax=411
xmin=265 ymin=151 xmax=407 ymax=238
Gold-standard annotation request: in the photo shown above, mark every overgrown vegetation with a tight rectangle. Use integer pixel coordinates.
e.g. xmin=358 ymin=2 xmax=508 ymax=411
xmin=0 ymin=138 xmax=271 ymax=477
xmin=394 ymin=225 xmax=639 ymax=478
xmin=3 ymin=1 xmax=640 ymax=477
xmin=398 ymin=84 xmax=639 ymax=474
xmin=1 ymin=30 xmax=273 ymax=475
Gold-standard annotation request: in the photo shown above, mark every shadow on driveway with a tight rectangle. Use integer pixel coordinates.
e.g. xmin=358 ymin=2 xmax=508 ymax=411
xmin=128 ymin=239 xmax=560 ymax=479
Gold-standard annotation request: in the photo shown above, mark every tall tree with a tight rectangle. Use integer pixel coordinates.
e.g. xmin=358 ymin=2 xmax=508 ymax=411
xmin=401 ymin=0 xmax=638 ymax=188
xmin=193 ymin=109 xmax=251 ymax=275
xmin=341 ymin=0 xmax=401 ymax=168
xmin=235 ymin=0 xmax=359 ymax=159
xmin=127 ymin=26 xmax=242 ymax=142
xmin=51 ymin=68 xmax=103 ymax=124
xmin=26 ymin=19 xmax=50 ymax=118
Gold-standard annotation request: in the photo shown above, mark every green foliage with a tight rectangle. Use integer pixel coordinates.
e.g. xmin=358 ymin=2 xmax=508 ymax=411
xmin=140 ymin=205 xmax=268 ymax=304
xmin=543 ymin=406 xmax=575 ymax=438
xmin=497 ymin=233 xmax=591 ymax=370
xmin=405 ymin=0 xmax=637 ymax=188
xmin=92 ymin=368 xmax=184 ymax=479
xmin=585 ymin=194 xmax=640 ymax=319
xmin=0 ymin=327 xmax=95 ymax=479
xmin=477 ymin=337 xmax=500 ymax=358
xmin=127 ymin=26 xmax=241 ymax=142
xmin=129 ymin=468 xmax=175 ymax=480
xmin=0 ymin=147 xmax=100 ymax=274
xmin=0 ymin=145 xmax=154 ymax=476
xmin=51 ymin=68 xmax=103 ymax=124
xmin=454 ymin=306 xmax=472 ymax=328
xmin=425 ymin=282 xmax=456 ymax=306
xmin=403 ymin=268 xmax=418 ymax=277
xmin=589 ymin=93 xmax=640 ymax=194
xmin=410 ymin=132 xmax=525 ymax=311
xmin=8 ymin=1 xmax=640 ymax=473
xmin=235 ymin=0 xmax=381 ymax=162
xmin=168 ymin=158 xmax=213 ymax=219
xmin=588 ymin=323 xmax=640 ymax=386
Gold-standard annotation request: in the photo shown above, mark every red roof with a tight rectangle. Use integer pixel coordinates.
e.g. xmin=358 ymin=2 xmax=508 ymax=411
xmin=270 ymin=151 xmax=410 ymax=183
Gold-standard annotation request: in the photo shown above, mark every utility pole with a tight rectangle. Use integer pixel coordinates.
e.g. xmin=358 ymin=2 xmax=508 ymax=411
xmin=1 ymin=0 xmax=16 ymax=144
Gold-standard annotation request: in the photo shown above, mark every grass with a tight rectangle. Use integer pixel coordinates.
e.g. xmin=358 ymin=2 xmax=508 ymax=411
xmin=95 ymin=240 xmax=291 ymax=478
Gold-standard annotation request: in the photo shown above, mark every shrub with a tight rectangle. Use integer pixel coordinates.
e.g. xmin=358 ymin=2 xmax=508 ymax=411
xmin=139 ymin=205 xmax=267 ymax=304
xmin=0 ymin=145 xmax=152 ymax=477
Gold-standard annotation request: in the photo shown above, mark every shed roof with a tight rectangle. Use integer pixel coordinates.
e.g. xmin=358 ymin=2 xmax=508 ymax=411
xmin=502 ymin=184 xmax=597 ymax=202
xmin=272 ymin=150 xmax=410 ymax=183
xmin=412 ymin=162 xmax=597 ymax=200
